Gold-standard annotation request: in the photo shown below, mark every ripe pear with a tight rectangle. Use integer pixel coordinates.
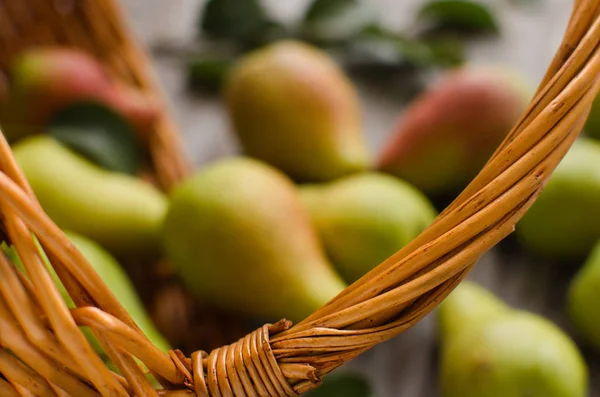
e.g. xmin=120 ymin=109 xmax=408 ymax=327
xmin=12 ymin=135 xmax=167 ymax=255
xmin=0 ymin=48 xmax=159 ymax=142
xmin=567 ymin=239 xmax=600 ymax=350
xmin=516 ymin=138 xmax=600 ymax=258
xmin=377 ymin=66 xmax=530 ymax=196
xmin=438 ymin=281 xmax=588 ymax=397
xmin=298 ymin=172 xmax=437 ymax=283
xmin=161 ymin=156 xmax=347 ymax=323
xmin=224 ymin=40 xmax=369 ymax=182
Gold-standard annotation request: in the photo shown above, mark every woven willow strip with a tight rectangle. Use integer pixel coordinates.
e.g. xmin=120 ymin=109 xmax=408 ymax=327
xmin=0 ymin=0 xmax=598 ymax=396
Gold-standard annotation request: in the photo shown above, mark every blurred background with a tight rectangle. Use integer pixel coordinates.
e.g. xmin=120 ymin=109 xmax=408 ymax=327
xmin=122 ymin=0 xmax=569 ymax=166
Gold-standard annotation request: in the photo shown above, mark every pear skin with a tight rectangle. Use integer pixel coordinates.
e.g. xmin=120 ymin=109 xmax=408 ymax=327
xmin=378 ymin=66 xmax=530 ymax=196
xmin=299 ymin=172 xmax=437 ymax=283
xmin=161 ymin=156 xmax=347 ymax=323
xmin=12 ymin=136 xmax=167 ymax=256
xmin=439 ymin=281 xmax=588 ymax=397
xmin=567 ymin=239 xmax=600 ymax=350
xmin=224 ymin=40 xmax=369 ymax=182
xmin=0 ymin=48 xmax=159 ymax=141
xmin=516 ymin=138 xmax=600 ymax=258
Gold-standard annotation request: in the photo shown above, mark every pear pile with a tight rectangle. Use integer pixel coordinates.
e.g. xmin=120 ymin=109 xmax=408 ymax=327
xmin=161 ymin=40 xmax=444 ymax=322
xmin=2 ymin=35 xmax=600 ymax=396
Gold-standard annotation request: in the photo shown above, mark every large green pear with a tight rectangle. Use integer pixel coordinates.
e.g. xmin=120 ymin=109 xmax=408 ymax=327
xmin=224 ymin=40 xmax=369 ymax=182
xmin=438 ymin=281 xmax=588 ymax=397
xmin=161 ymin=157 xmax=347 ymax=323
xmin=299 ymin=172 xmax=437 ymax=283
xmin=2 ymin=231 xmax=170 ymax=357
xmin=567 ymin=239 xmax=600 ymax=350
xmin=516 ymin=137 xmax=600 ymax=258
xmin=12 ymin=136 xmax=167 ymax=255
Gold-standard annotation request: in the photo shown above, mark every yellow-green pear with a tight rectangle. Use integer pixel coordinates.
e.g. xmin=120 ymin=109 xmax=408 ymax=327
xmin=567 ymin=239 xmax=600 ymax=350
xmin=224 ymin=40 xmax=369 ymax=182
xmin=438 ymin=281 xmax=588 ymax=397
xmin=516 ymin=138 xmax=600 ymax=259
xmin=12 ymin=135 xmax=167 ymax=255
xmin=2 ymin=231 xmax=170 ymax=357
xmin=65 ymin=231 xmax=171 ymax=354
xmin=299 ymin=173 xmax=437 ymax=283
xmin=161 ymin=156 xmax=347 ymax=323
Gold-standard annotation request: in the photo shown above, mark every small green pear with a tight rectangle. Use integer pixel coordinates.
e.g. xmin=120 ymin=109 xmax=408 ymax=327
xmin=567 ymin=239 xmax=600 ymax=350
xmin=438 ymin=281 xmax=588 ymax=397
xmin=299 ymin=173 xmax=437 ymax=283
xmin=516 ymin=137 xmax=600 ymax=258
xmin=161 ymin=156 xmax=347 ymax=323
xmin=224 ymin=40 xmax=369 ymax=182
xmin=2 ymin=231 xmax=170 ymax=357
xmin=12 ymin=136 xmax=167 ymax=256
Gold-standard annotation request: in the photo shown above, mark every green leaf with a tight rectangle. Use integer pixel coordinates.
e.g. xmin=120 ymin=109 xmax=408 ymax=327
xmin=47 ymin=101 xmax=144 ymax=175
xmin=303 ymin=0 xmax=378 ymax=44
xmin=423 ymin=36 xmax=466 ymax=67
xmin=304 ymin=373 xmax=374 ymax=397
xmin=417 ymin=0 xmax=500 ymax=35
xmin=507 ymin=0 xmax=541 ymax=8
xmin=200 ymin=0 xmax=274 ymax=45
xmin=343 ymin=26 xmax=435 ymax=72
xmin=187 ymin=57 xmax=233 ymax=93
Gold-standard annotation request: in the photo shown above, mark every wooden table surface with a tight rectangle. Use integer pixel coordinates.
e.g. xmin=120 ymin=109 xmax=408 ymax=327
xmin=119 ymin=1 xmax=599 ymax=395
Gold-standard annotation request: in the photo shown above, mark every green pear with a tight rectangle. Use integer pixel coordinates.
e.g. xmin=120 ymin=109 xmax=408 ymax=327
xmin=516 ymin=137 xmax=600 ymax=258
xmin=438 ymin=281 xmax=588 ymax=397
xmin=224 ymin=40 xmax=369 ymax=182
xmin=298 ymin=173 xmax=437 ymax=283
xmin=65 ymin=231 xmax=171 ymax=354
xmin=1 ymin=231 xmax=170 ymax=357
xmin=161 ymin=156 xmax=347 ymax=323
xmin=567 ymin=239 xmax=600 ymax=350
xmin=12 ymin=135 xmax=167 ymax=256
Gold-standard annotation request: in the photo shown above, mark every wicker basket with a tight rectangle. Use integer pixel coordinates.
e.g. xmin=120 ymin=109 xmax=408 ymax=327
xmin=0 ymin=0 xmax=598 ymax=396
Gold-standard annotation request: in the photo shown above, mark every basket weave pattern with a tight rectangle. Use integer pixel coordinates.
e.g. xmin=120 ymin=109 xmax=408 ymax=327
xmin=0 ymin=0 xmax=599 ymax=396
